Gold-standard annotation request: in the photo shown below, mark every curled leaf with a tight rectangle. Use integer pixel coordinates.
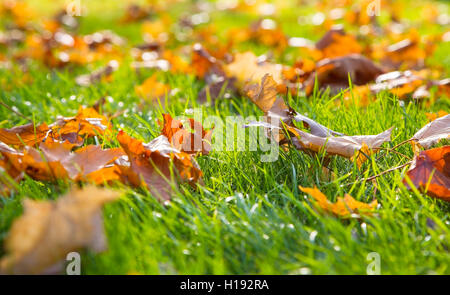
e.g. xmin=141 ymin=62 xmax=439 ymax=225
xmin=410 ymin=115 xmax=450 ymax=149
xmin=306 ymin=54 xmax=383 ymax=95
xmin=0 ymin=123 xmax=49 ymax=146
xmin=288 ymin=126 xmax=392 ymax=166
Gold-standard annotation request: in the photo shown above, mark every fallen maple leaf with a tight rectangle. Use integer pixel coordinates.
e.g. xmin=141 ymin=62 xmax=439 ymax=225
xmin=315 ymin=28 xmax=362 ymax=59
xmin=117 ymin=131 xmax=202 ymax=200
xmin=0 ymin=142 xmax=23 ymax=194
xmin=305 ymin=54 xmax=383 ymax=95
xmin=22 ymin=141 xmax=124 ymax=182
xmin=160 ymin=114 xmax=212 ymax=155
xmin=299 ymin=186 xmax=378 ymax=217
xmin=0 ymin=123 xmax=49 ymax=146
xmin=0 ymin=186 xmax=120 ymax=274
xmin=403 ymin=146 xmax=450 ymax=201
xmin=0 ymin=107 xmax=112 ymax=149
xmin=244 ymin=74 xmax=342 ymax=136
xmin=49 ymin=106 xmax=113 ymax=145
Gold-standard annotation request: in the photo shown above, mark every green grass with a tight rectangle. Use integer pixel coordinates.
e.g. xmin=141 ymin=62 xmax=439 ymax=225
xmin=1 ymin=0 xmax=450 ymax=275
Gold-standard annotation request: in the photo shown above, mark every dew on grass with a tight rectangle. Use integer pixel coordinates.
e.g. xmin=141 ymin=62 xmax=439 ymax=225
xmin=309 ymin=230 xmax=318 ymax=242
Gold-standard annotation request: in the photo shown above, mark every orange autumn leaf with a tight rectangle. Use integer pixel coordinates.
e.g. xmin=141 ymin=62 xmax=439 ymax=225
xmin=84 ymin=165 xmax=122 ymax=185
xmin=0 ymin=123 xmax=50 ymax=147
xmin=315 ymin=29 xmax=362 ymax=59
xmin=343 ymin=85 xmax=373 ymax=107
xmin=0 ymin=142 xmax=23 ymax=194
xmin=160 ymin=113 xmax=212 ymax=155
xmin=383 ymin=36 xmax=426 ymax=70
xmin=191 ymin=43 xmax=220 ymax=79
xmin=135 ymin=75 xmax=170 ymax=100
xmin=117 ymin=131 xmax=202 ymax=201
xmin=141 ymin=17 xmax=171 ymax=43
xmin=299 ymin=186 xmax=378 ymax=217
xmin=162 ymin=50 xmax=190 ymax=74
xmin=403 ymin=146 xmax=450 ymax=201
xmin=425 ymin=111 xmax=448 ymax=122
xmin=22 ymin=141 xmax=124 ymax=181
xmin=247 ymin=19 xmax=288 ymax=51
xmin=50 ymin=106 xmax=112 ymax=144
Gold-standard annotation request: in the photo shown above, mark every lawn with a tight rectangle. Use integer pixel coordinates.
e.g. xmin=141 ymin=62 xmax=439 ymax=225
xmin=0 ymin=0 xmax=449 ymax=275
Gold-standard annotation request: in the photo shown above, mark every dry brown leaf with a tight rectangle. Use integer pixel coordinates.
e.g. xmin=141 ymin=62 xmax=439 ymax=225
xmin=288 ymin=126 xmax=392 ymax=166
xmin=410 ymin=115 xmax=450 ymax=149
xmin=306 ymin=54 xmax=383 ymax=95
xmin=23 ymin=141 xmax=124 ymax=181
xmin=0 ymin=123 xmax=49 ymax=146
xmin=244 ymin=74 xmax=343 ymax=136
xmin=117 ymin=131 xmax=202 ymax=201
xmin=0 ymin=186 xmax=120 ymax=274
xmin=160 ymin=114 xmax=212 ymax=155
xmin=0 ymin=142 xmax=23 ymax=194
xmin=403 ymin=146 xmax=450 ymax=201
